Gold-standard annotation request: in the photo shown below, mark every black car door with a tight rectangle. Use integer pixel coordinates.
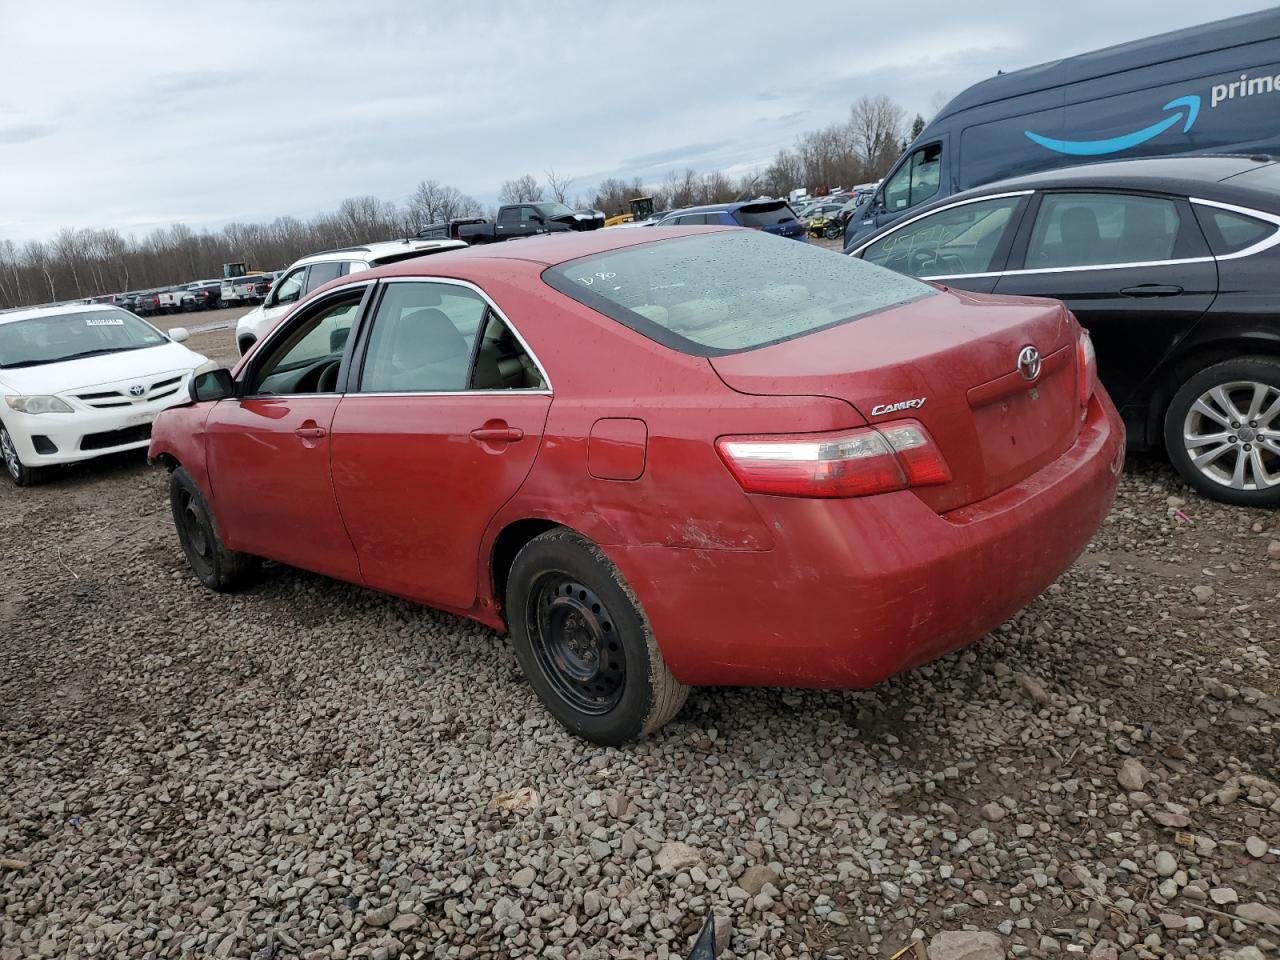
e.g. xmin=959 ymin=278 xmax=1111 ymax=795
xmin=994 ymin=191 xmax=1217 ymax=409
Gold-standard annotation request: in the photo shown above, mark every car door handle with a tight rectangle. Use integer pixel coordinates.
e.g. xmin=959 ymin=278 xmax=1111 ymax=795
xmin=294 ymin=425 xmax=327 ymax=439
xmin=470 ymin=426 xmax=523 ymax=443
xmin=1119 ymin=284 xmax=1183 ymax=298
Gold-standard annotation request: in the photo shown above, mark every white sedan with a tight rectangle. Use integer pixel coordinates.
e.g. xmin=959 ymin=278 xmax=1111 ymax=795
xmin=0 ymin=303 xmax=211 ymax=486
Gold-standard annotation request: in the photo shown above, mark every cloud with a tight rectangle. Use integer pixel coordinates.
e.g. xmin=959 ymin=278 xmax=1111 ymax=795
xmin=0 ymin=0 xmax=1272 ymax=243
xmin=0 ymin=122 xmax=57 ymax=145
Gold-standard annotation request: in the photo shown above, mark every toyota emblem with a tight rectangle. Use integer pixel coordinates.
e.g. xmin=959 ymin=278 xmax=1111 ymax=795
xmin=1016 ymin=345 xmax=1042 ymax=382
xmin=128 ymin=384 xmax=145 ymax=398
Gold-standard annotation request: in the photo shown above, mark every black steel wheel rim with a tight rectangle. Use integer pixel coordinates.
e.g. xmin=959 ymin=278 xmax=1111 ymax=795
xmin=178 ymin=490 xmax=213 ymax=567
xmin=527 ymin=574 xmax=625 ymax=715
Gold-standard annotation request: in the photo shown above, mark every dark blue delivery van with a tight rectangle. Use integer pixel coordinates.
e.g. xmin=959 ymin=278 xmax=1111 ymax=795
xmin=845 ymin=8 xmax=1280 ymax=247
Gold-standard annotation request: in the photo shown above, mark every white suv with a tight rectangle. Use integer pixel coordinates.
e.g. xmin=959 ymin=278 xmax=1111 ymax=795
xmin=234 ymin=238 xmax=466 ymax=355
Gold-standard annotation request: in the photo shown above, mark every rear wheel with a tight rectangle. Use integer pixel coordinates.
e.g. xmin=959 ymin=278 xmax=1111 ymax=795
xmin=505 ymin=529 xmax=688 ymax=745
xmin=0 ymin=423 xmax=46 ymax=487
xmin=168 ymin=467 xmax=258 ymax=590
xmin=1164 ymin=357 xmax=1280 ymax=507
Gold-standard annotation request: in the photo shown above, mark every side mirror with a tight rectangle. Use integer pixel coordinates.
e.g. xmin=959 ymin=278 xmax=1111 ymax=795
xmin=169 ymin=327 xmax=190 ymax=343
xmin=189 ymin=367 xmax=235 ymax=403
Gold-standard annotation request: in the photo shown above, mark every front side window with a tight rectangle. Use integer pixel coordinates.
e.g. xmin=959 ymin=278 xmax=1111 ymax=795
xmin=357 ymin=282 xmax=543 ymax=392
xmin=543 ymin=231 xmax=933 ymax=356
xmin=1026 ymin=193 xmax=1180 ymax=269
xmin=0 ymin=308 xmax=167 ymax=368
xmin=536 ymin=203 xmax=575 ymax=219
xmin=882 ymin=143 xmax=943 ymax=214
xmin=250 ymin=296 xmax=361 ymax=395
xmin=305 ymin=261 xmax=344 ymax=293
xmin=862 ymin=196 xmax=1024 ymax=277
xmin=273 ymin=268 xmax=305 ymax=306
xmin=520 ymin=206 xmax=542 ymax=224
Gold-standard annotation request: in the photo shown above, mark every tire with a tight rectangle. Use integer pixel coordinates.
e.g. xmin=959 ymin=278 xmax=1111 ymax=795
xmin=505 ymin=529 xmax=688 ymax=745
xmin=168 ymin=467 xmax=258 ymax=590
xmin=1164 ymin=356 xmax=1280 ymax=507
xmin=0 ymin=422 xmax=47 ymax=487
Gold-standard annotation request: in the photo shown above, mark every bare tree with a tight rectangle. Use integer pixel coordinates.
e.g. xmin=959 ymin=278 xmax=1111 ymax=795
xmin=849 ymin=94 xmax=906 ymax=179
xmin=544 ymin=168 xmax=574 ymax=205
xmin=498 ymin=174 xmax=544 ymax=204
xmin=407 ymin=180 xmax=482 ymax=227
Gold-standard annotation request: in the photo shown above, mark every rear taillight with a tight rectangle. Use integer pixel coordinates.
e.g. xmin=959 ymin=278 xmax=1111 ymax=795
xmin=1077 ymin=329 xmax=1097 ymax=408
xmin=716 ymin=419 xmax=950 ymax=498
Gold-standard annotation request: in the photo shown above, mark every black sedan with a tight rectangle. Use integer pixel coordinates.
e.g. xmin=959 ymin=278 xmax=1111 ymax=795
xmin=845 ymin=155 xmax=1280 ymax=507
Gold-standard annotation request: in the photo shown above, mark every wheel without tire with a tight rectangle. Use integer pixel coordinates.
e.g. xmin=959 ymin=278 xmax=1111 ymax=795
xmin=1164 ymin=356 xmax=1280 ymax=507
xmin=505 ymin=529 xmax=688 ymax=745
xmin=0 ymin=422 xmax=46 ymax=486
xmin=168 ymin=466 xmax=258 ymax=590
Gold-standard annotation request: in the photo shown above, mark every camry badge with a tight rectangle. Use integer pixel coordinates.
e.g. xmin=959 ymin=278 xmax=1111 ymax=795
xmin=1017 ymin=346 xmax=1041 ymax=382
xmin=128 ymin=384 xmax=145 ymax=398
xmin=870 ymin=396 xmax=926 ymax=417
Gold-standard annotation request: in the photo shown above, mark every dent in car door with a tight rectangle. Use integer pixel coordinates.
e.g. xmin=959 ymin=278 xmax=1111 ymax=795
xmin=328 ymin=280 xmax=552 ymax=610
xmin=204 ymin=291 xmax=368 ymax=581
xmin=994 ymin=192 xmax=1217 ymax=408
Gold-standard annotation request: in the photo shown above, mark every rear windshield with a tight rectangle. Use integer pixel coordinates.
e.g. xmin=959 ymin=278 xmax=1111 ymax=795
xmin=542 ymin=231 xmax=934 ymax=356
xmin=734 ymin=201 xmax=798 ymax=227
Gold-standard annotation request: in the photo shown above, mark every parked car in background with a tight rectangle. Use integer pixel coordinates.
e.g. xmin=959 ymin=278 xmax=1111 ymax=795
xmin=157 ymin=286 xmax=194 ymax=314
xmin=153 ymin=226 xmax=1120 ymax=744
xmin=132 ymin=291 xmax=162 ymax=316
xmin=0 ymin=304 xmax=209 ymax=486
xmin=846 ymin=8 xmax=1280 ymax=247
xmin=847 ymin=155 xmax=1280 ymax=506
xmin=416 ymin=217 xmax=489 ymax=241
xmin=447 ymin=203 xmax=606 ymax=244
xmin=221 ymin=274 xmax=273 ymax=308
xmin=185 ymin=280 xmax=223 ymax=311
xmin=234 ymin=237 xmax=466 ymax=354
xmin=657 ymin=200 xmax=807 ymax=240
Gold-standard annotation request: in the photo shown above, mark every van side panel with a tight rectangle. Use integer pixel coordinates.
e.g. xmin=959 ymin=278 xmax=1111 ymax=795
xmin=956 ymin=39 xmax=1280 ymax=191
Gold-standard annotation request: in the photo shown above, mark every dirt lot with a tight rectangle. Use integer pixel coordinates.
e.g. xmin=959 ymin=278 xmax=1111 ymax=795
xmin=1 ymin=305 xmax=1278 ymax=960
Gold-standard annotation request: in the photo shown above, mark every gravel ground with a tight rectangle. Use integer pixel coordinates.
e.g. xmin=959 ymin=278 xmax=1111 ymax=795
xmin=1 ymin=312 xmax=1278 ymax=960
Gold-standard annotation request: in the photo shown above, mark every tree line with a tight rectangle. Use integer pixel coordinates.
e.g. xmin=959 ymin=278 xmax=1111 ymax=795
xmin=0 ymin=95 xmax=922 ymax=309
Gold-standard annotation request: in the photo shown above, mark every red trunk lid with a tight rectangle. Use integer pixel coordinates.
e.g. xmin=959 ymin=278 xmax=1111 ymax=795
xmin=709 ymin=287 xmax=1082 ymax=512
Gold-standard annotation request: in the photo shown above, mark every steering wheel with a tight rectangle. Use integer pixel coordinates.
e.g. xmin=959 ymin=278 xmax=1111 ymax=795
xmin=315 ymin=360 xmax=341 ymax=394
xmin=907 ymin=250 xmax=937 ymax=275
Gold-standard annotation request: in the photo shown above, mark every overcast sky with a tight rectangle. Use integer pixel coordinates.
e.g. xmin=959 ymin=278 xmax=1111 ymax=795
xmin=0 ymin=0 xmax=1272 ymax=244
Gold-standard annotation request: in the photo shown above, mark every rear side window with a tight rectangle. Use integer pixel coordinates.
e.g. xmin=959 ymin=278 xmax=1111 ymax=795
xmin=1193 ymin=206 xmax=1277 ymax=256
xmin=358 ymin=283 xmax=486 ymax=393
xmin=1026 ymin=193 xmax=1180 ymax=269
xmin=734 ymin=202 xmax=798 ymax=227
xmin=305 ymin=261 xmax=343 ymax=293
xmin=543 ymin=231 xmax=933 ymax=356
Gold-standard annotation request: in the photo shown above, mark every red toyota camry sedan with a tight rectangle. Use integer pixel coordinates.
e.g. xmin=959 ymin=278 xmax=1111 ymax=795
xmin=151 ymin=227 xmax=1124 ymax=744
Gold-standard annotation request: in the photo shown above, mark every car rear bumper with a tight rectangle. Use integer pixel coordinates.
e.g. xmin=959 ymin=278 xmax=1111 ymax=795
xmin=612 ymin=390 xmax=1124 ymax=687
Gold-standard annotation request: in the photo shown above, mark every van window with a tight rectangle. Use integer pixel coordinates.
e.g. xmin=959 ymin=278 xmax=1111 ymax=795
xmin=1193 ymin=206 xmax=1276 ymax=256
xmin=882 ymin=143 xmax=943 ymax=213
xmin=1026 ymin=193 xmax=1180 ymax=269
xmin=861 ymin=196 xmax=1024 ymax=277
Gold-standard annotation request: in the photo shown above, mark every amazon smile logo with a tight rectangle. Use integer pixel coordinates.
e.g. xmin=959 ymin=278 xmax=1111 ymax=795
xmin=1025 ymin=67 xmax=1280 ymax=157
xmin=1024 ymin=95 xmax=1200 ymax=156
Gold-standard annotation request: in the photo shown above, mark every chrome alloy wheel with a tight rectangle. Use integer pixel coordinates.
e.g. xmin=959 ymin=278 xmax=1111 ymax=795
xmin=1182 ymin=380 xmax=1280 ymax=491
xmin=0 ymin=426 xmax=21 ymax=480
